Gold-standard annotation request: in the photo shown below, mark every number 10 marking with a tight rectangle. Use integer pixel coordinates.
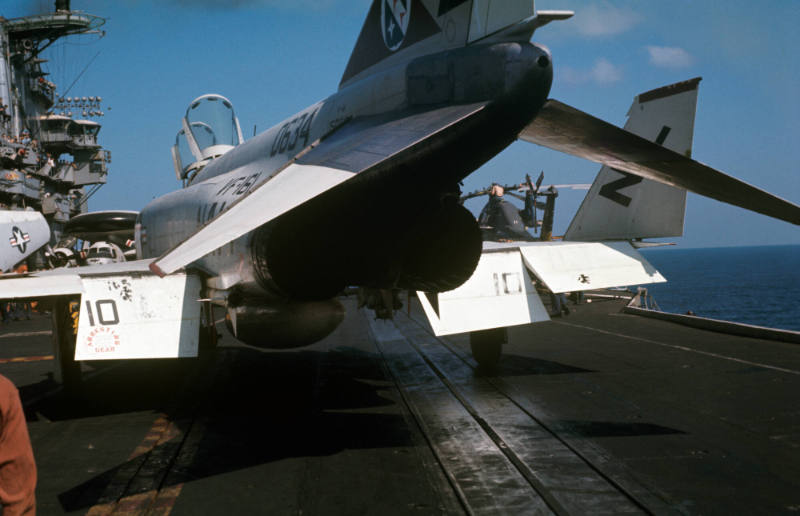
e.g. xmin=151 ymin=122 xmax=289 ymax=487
xmin=85 ymin=299 xmax=120 ymax=326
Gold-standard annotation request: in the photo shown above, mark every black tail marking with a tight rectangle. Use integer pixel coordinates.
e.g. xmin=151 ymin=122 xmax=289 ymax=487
xmin=341 ymin=0 xmax=442 ymax=87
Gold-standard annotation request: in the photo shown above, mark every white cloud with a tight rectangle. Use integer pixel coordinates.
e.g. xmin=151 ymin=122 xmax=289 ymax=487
xmin=560 ymin=66 xmax=585 ymax=85
xmin=591 ymin=58 xmax=622 ymax=83
xmin=560 ymin=58 xmax=622 ymax=85
xmin=571 ymin=3 xmax=642 ymax=37
xmin=646 ymin=45 xmax=693 ymax=68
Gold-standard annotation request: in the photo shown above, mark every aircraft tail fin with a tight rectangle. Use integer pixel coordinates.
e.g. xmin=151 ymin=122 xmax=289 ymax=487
xmin=340 ymin=0 xmax=542 ymax=88
xmin=564 ymin=78 xmax=702 ymax=242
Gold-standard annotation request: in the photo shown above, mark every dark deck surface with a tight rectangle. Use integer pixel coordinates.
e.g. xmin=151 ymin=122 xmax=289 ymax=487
xmin=1 ymin=295 xmax=798 ymax=515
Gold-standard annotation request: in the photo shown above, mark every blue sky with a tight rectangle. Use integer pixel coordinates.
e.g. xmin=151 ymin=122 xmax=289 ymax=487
xmin=4 ymin=0 xmax=799 ymax=248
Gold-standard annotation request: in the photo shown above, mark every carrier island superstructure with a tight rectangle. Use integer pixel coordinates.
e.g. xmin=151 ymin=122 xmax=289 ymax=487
xmin=0 ymin=0 xmax=109 ymax=267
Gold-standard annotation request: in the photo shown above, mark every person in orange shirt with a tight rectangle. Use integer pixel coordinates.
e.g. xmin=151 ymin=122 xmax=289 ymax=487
xmin=0 ymin=374 xmax=36 ymax=515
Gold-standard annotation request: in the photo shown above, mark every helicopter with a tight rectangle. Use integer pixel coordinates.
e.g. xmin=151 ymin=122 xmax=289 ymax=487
xmin=462 ymin=172 xmax=590 ymax=242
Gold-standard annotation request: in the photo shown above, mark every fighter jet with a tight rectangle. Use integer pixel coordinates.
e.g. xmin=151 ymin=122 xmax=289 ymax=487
xmin=1 ymin=1 xmax=798 ymax=381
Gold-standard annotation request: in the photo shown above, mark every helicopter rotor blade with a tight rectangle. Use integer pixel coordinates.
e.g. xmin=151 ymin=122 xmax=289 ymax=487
xmin=535 ymin=171 xmax=544 ymax=191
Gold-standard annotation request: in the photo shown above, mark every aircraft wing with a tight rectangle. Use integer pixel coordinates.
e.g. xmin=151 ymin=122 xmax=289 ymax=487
xmin=418 ymin=240 xmax=663 ymax=336
xmin=519 ymin=100 xmax=800 ymax=225
xmin=151 ymin=102 xmax=489 ymax=276
xmin=0 ymin=259 xmax=202 ymax=360
xmin=0 ymin=259 xmax=154 ymax=298
xmin=0 ymin=210 xmax=50 ymax=272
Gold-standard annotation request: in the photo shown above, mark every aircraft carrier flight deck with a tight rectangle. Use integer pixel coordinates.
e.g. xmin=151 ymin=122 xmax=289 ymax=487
xmin=3 ymin=294 xmax=799 ymax=515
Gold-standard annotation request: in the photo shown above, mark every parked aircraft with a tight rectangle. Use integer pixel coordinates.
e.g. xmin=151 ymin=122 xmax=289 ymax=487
xmin=1 ymin=2 xmax=798 ymax=381
xmin=84 ymin=241 xmax=126 ymax=266
xmin=0 ymin=210 xmax=49 ymax=273
xmin=63 ymin=210 xmax=139 ymax=263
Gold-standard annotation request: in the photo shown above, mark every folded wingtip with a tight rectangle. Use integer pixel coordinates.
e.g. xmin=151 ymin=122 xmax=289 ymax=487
xmin=521 ymin=99 xmax=800 ymax=226
xmin=149 ymin=261 xmax=167 ymax=277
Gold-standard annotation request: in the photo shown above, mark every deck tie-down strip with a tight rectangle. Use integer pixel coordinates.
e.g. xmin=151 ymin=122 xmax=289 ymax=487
xmin=368 ymin=314 xmax=648 ymax=515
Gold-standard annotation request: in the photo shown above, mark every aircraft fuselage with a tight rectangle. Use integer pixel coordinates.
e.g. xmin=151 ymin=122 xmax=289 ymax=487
xmin=137 ymin=42 xmax=553 ymax=301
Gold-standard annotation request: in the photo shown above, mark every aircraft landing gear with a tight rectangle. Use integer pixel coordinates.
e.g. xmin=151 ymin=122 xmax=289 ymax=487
xmin=469 ymin=327 xmax=507 ymax=369
xmin=52 ymin=297 xmax=82 ymax=395
xmin=198 ymin=301 xmax=218 ymax=360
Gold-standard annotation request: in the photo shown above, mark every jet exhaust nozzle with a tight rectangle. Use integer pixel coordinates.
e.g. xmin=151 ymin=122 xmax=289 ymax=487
xmin=257 ymin=201 xmax=482 ymax=300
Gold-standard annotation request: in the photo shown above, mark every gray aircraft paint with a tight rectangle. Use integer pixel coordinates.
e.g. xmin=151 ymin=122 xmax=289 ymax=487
xmin=138 ymin=0 xmax=554 ymax=299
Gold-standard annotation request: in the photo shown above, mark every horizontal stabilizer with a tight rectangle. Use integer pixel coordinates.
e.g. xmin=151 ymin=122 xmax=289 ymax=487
xmin=0 ymin=259 xmax=153 ymax=299
xmin=1 ymin=210 xmax=50 ymax=272
xmin=517 ymin=241 xmax=665 ymax=293
xmin=473 ymin=9 xmax=574 ymax=46
xmin=418 ymin=250 xmax=550 ymax=336
xmin=533 ymin=10 xmax=575 ymax=28
xmin=520 ymin=100 xmax=800 ymax=225
xmin=0 ymin=273 xmax=83 ymax=298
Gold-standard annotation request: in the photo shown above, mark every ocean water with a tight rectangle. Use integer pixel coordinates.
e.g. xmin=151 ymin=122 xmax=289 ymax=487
xmin=639 ymin=245 xmax=800 ymax=332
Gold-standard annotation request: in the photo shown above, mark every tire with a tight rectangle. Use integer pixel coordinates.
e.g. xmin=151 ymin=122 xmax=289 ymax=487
xmin=469 ymin=327 xmax=507 ymax=369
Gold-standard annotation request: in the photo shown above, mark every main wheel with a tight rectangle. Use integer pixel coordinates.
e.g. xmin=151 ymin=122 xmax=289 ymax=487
xmin=470 ymin=327 xmax=507 ymax=369
xmin=198 ymin=302 xmax=219 ymax=361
